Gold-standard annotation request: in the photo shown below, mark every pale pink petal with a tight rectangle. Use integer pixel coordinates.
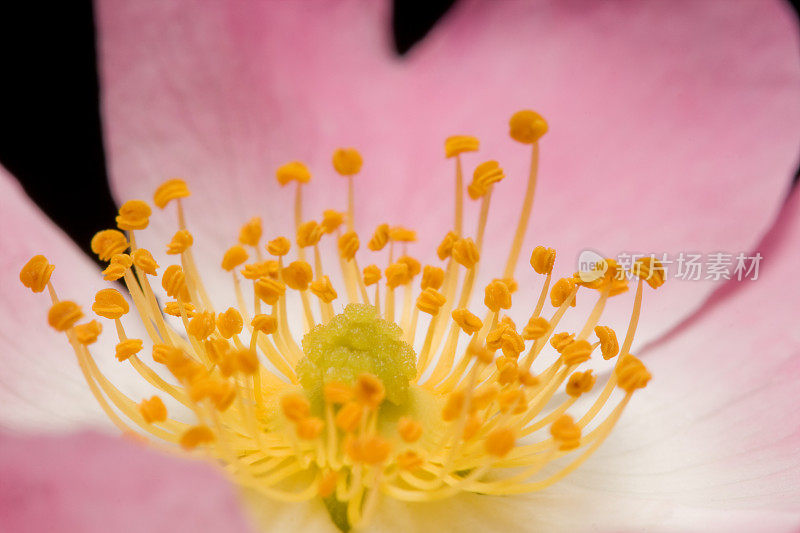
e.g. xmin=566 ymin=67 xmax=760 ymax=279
xmin=0 ymin=430 xmax=254 ymax=533
xmin=97 ymin=0 xmax=800 ymax=345
xmin=0 ymin=167 xmax=152 ymax=430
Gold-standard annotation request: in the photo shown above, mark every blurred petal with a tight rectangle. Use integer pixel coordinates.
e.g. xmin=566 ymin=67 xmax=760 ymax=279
xmin=97 ymin=0 xmax=800 ymax=345
xmin=0 ymin=167 xmax=151 ymax=430
xmin=0 ymin=430 xmax=254 ymax=533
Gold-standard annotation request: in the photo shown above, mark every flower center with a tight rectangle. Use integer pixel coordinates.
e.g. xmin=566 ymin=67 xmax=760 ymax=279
xmin=298 ymin=303 xmax=416 ymax=406
xmin=21 ymin=110 xmax=660 ymax=532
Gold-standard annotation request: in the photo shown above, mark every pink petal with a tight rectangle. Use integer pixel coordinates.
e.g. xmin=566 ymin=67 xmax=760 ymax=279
xmin=97 ymin=0 xmax=800 ymax=345
xmin=0 ymin=430 xmax=254 ymax=533
xmin=0 ymin=167 xmax=152 ymax=430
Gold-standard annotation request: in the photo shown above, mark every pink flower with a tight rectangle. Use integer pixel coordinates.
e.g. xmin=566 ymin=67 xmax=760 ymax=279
xmin=1 ymin=1 xmax=799 ymax=531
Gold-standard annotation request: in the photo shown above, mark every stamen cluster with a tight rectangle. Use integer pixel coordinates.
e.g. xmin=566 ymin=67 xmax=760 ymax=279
xmin=21 ymin=110 xmax=659 ymax=531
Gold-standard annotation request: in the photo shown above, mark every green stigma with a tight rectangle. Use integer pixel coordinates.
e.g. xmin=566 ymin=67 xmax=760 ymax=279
xmin=297 ymin=304 xmax=416 ymax=405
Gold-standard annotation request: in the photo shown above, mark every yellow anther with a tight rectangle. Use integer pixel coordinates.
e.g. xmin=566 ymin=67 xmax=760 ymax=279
xmin=221 ymin=245 xmax=248 ymax=271
xmin=484 ymin=280 xmax=512 ymax=312
xmin=152 ymin=344 xmax=183 ymax=365
xmin=165 ymin=230 xmax=193 ymax=255
xmin=323 ymin=381 xmax=353 ymax=405
xmin=321 ymin=209 xmax=345 ymax=234
xmin=500 ymin=329 xmax=525 ymax=358
xmin=389 ymin=226 xmax=416 ymax=242
xmin=335 ymin=401 xmax=363 ymax=433
xmin=251 ymin=314 xmax=278 ymax=334
xmin=281 ymin=393 xmax=311 ymax=422
xmin=452 ymin=308 xmax=482 ymax=335
xmin=153 ymin=178 xmax=190 ymax=209
xmin=441 ymin=389 xmax=465 ymax=422
xmin=398 ymin=256 xmax=421 ymax=280
xmin=530 ymin=245 xmax=556 ymax=275
xmin=164 ymin=300 xmax=196 ymax=318
xmin=416 ymin=288 xmax=447 ymax=315
xmin=486 ymin=324 xmax=508 ymax=350
xmin=452 ymin=238 xmax=479 ymax=269
xmin=266 ymin=236 xmax=291 ymax=257
xmin=575 ymin=258 xmax=627 ymax=293
xmin=19 ymin=255 xmax=54 ymax=293
xmin=180 ymin=425 xmax=215 ymax=450
xmin=420 ymin=265 xmax=445 ymax=290
xmin=562 ymin=339 xmax=593 ymax=366
xmin=276 ymin=161 xmax=311 ymax=186
xmin=204 ymin=338 xmax=231 ymax=366
xmin=500 ymin=388 xmax=527 ymax=414
xmin=444 ymin=134 xmax=479 ymax=158
xmin=522 ymin=316 xmax=549 ymax=340
xmin=154 ymin=348 xmax=203 ymax=383
xmin=297 ymin=417 xmax=325 ymax=440
xmin=310 ymin=276 xmax=338 ymax=303
xmin=241 ymin=260 xmax=276 ymax=281
xmin=74 ymin=320 xmax=102 ymax=345
xmin=355 ymin=373 xmax=385 ymax=409
xmin=216 ymin=308 xmax=243 ymax=339
xmin=472 ymin=385 xmax=499 ymax=411
xmin=283 ymin=260 xmax=313 ymax=290
xmin=551 ymin=277 xmax=577 ymax=307
xmin=338 ymin=231 xmax=360 ymax=260
xmin=457 ymin=413 xmax=480 ymax=440
xmin=485 ymin=427 xmax=516 ymax=457
xmin=367 ymin=224 xmax=390 ymax=251
xmin=116 ymin=199 xmax=151 ymax=231
xmin=47 ymin=301 xmax=83 ymax=332
xmin=509 ymin=109 xmax=548 ymax=144
xmin=297 ymin=220 xmax=323 ymax=248
xmin=131 ymin=248 xmax=159 ymax=276
xmin=91 ymin=229 xmax=129 ymax=261
xmin=189 ymin=375 xmax=236 ymax=411
xmin=233 ymin=348 xmax=259 ymax=375
xmin=362 ymin=264 xmax=382 ymax=286
xmin=550 ymin=332 xmax=575 ymax=353
xmin=255 ymin=277 xmax=286 ymax=305
xmin=332 ymin=147 xmax=363 ymax=176
xmin=469 ymin=344 xmax=496 ymax=365
xmin=102 ymin=254 xmax=132 ymax=281
xmin=594 ymin=325 xmax=619 ymax=360
xmin=550 ymin=415 xmax=581 ymax=451
xmin=494 ymin=277 xmax=518 ymax=294
xmin=566 ymin=370 xmax=596 ymax=397
xmin=92 ymin=288 xmax=129 ymax=320
xmin=397 ymin=417 xmax=423 ymax=443
xmin=238 ymin=217 xmax=262 ymax=247
xmin=318 ymin=471 xmax=339 ymax=498
xmin=346 ymin=435 xmax=391 ymax=465
xmin=437 ymin=231 xmax=459 ymax=260
xmin=633 ymin=257 xmax=666 ymax=289
xmin=385 ymin=262 xmax=409 ymax=289
xmin=139 ymin=396 xmax=167 ymax=424
xmin=115 ymin=338 xmax=143 ymax=362
xmin=396 ymin=450 xmax=424 ymax=471
xmin=467 ymin=160 xmax=505 ymax=199
xmin=616 ymin=354 xmax=652 ymax=393
xmin=518 ymin=369 xmax=540 ymax=388
xmin=496 ymin=357 xmax=519 ymax=386
xmin=187 ymin=311 xmax=215 ymax=340
xmin=162 ymin=265 xmax=190 ymax=301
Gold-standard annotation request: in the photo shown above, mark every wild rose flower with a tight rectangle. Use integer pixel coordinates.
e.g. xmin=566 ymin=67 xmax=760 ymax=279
xmin=2 ymin=1 xmax=800 ymax=532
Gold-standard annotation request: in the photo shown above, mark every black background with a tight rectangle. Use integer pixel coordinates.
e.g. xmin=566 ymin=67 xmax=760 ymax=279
xmin=0 ymin=0 xmax=796 ymax=264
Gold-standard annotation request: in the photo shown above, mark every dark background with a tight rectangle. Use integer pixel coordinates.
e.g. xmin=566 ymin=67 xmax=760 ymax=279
xmin=0 ymin=0 xmax=797 ymax=264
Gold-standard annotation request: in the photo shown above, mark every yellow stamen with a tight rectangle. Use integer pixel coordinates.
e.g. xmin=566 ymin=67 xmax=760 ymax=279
xmin=24 ymin=110 xmax=660 ymax=533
